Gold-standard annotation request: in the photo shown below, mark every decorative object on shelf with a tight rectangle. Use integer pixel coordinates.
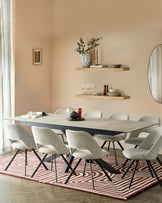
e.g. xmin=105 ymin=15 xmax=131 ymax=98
xmin=113 ymin=64 xmax=121 ymax=68
xmin=32 ymin=48 xmax=42 ymax=65
xmin=107 ymin=89 xmax=121 ymax=96
xmin=75 ymin=37 xmax=102 ymax=68
xmin=80 ymin=53 xmax=91 ymax=68
xmin=81 ymin=83 xmax=94 ymax=95
xmin=104 ymin=85 xmax=108 ymax=95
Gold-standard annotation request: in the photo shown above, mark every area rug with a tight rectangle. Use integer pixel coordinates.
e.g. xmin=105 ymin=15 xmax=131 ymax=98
xmin=0 ymin=151 xmax=161 ymax=200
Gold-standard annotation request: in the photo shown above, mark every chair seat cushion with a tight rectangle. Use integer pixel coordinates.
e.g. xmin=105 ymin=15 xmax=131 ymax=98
xmin=12 ymin=142 xmax=27 ymax=150
xmin=72 ymin=149 xmax=109 ymax=160
xmin=38 ymin=145 xmax=69 ymax=155
xmin=94 ymin=133 xmax=126 ymax=142
xmin=123 ymin=148 xmax=149 ymax=160
xmin=125 ymin=137 xmax=145 ymax=145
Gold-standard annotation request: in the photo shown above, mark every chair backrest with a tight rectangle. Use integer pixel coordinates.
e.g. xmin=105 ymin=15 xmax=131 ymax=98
xmin=108 ymin=113 xmax=129 ymax=120
xmin=66 ymin=129 xmax=105 ymax=158
xmin=83 ymin=111 xmax=102 ymax=118
xmin=32 ymin=126 xmax=68 ymax=154
xmin=54 ymin=109 xmax=68 ymax=115
xmin=128 ymin=116 xmax=160 ymax=139
xmin=139 ymin=116 xmax=160 ymax=133
xmin=5 ymin=124 xmax=35 ymax=149
xmin=139 ymin=126 xmax=162 ymax=160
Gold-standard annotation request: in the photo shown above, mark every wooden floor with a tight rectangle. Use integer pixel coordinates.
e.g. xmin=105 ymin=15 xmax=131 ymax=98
xmin=0 ymin=149 xmax=162 ymax=203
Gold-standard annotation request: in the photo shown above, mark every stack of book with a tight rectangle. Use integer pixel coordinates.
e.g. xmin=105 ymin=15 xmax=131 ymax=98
xmin=90 ymin=65 xmax=108 ymax=68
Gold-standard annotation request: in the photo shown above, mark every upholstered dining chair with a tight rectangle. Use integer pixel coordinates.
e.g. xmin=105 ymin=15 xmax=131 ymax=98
xmin=31 ymin=127 xmax=75 ymax=181
xmin=123 ymin=116 xmax=161 ymax=167
xmin=4 ymin=124 xmax=48 ymax=176
xmin=94 ymin=113 xmax=129 ymax=165
xmin=64 ymin=130 xmax=112 ymax=190
xmin=53 ymin=108 xmax=69 ymax=143
xmin=83 ymin=111 xmax=102 ymax=118
xmin=122 ymin=126 xmax=162 ymax=188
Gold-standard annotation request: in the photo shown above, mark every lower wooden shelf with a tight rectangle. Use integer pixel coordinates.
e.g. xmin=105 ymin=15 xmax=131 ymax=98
xmin=76 ymin=94 xmax=130 ymax=100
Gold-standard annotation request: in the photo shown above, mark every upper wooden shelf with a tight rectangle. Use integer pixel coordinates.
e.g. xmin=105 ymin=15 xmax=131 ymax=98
xmin=75 ymin=67 xmax=130 ymax=71
xmin=76 ymin=94 xmax=130 ymax=100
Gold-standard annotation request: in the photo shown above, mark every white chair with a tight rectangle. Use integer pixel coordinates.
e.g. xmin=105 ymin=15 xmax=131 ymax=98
xmin=83 ymin=111 xmax=102 ymax=118
xmin=31 ymin=127 xmax=75 ymax=181
xmin=95 ymin=113 xmax=129 ymax=165
xmin=53 ymin=109 xmax=69 ymax=143
xmin=122 ymin=126 xmax=162 ymax=188
xmin=4 ymin=124 xmax=48 ymax=176
xmin=123 ymin=116 xmax=161 ymax=167
xmin=64 ymin=130 xmax=112 ymax=190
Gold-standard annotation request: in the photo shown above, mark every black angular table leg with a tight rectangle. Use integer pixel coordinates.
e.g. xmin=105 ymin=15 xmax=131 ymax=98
xmin=62 ymin=154 xmax=74 ymax=173
xmin=97 ymin=158 xmax=120 ymax=174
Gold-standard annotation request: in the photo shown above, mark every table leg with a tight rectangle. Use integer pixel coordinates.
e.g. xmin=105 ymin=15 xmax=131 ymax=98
xmin=62 ymin=154 xmax=74 ymax=173
xmin=97 ymin=159 xmax=120 ymax=174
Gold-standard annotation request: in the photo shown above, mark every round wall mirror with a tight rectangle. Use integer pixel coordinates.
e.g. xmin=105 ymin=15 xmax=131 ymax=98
xmin=148 ymin=44 xmax=162 ymax=103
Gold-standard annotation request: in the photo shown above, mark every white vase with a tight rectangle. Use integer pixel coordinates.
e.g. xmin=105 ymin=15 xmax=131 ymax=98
xmin=80 ymin=53 xmax=91 ymax=68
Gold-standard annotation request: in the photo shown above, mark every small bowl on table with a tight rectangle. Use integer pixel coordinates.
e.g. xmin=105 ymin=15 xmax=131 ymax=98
xmin=113 ymin=64 xmax=121 ymax=68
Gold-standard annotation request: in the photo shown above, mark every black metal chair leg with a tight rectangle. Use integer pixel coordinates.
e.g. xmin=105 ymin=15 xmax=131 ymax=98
xmin=107 ymin=142 xmax=111 ymax=151
xmin=146 ymin=160 xmax=154 ymax=178
xmin=122 ymin=159 xmax=129 ymax=168
xmin=25 ymin=149 xmax=27 ymax=176
xmin=156 ymin=157 xmax=162 ymax=166
xmin=32 ymin=149 xmax=48 ymax=170
xmin=148 ymin=161 xmax=162 ymax=187
xmin=54 ymin=155 xmax=57 ymax=183
xmin=89 ymin=160 xmax=95 ymax=190
xmin=5 ymin=149 xmax=20 ymax=171
xmin=31 ymin=154 xmax=48 ymax=178
xmin=129 ymin=160 xmax=139 ymax=188
xmin=122 ymin=160 xmax=135 ymax=179
xmin=95 ymin=159 xmax=112 ymax=181
xmin=83 ymin=161 xmax=86 ymax=176
xmin=112 ymin=141 xmax=118 ymax=165
xmin=60 ymin=154 xmax=76 ymax=176
xmin=64 ymin=159 xmax=82 ymax=184
xmin=117 ymin=141 xmax=124 ymax=150
xmin=101 ymin=141 xmax=107 ymax=148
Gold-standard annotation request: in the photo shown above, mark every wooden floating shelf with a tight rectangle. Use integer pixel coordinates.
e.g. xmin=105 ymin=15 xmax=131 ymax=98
xmin=76 ymin=94 xmax=130 ymax=100
xmin=75 ymin=67 xmax=130 ymax=71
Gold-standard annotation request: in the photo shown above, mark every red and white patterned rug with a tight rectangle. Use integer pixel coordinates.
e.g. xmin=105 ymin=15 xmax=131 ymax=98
xmin=0 ymin=151 xmax=161 ymax=200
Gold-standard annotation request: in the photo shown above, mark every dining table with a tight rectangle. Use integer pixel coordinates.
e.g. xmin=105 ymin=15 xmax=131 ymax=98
xmin=5 ymin=113 xmax=158 ymax=174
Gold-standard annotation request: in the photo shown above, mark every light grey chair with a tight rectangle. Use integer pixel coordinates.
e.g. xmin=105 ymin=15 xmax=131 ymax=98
xmin=64 ymin=130 xmax=112 ymax=190
xmin=122 ymin=126 xmax=162 ymax=188
xmin=4 ymin=124 xmax=48 ymax=176
xmin=123 ymin=116 xmax=161 ymax=167
xmin=83 ymin=111 xmax=102 ymax=118
xmin=95 ymin=113 xmax=129 ymax=165
xmin=53 ymin=109 xmax=69 ymax=143
xmin=31 ymin=127 xmax=76 ymax=181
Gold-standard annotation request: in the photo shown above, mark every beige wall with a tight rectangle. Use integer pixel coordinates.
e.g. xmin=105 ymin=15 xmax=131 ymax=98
xmin=51 ymin=0 xmax=162 ymax=152
xmin=14 ymin=0 xmax=162 ymax=152
xmin=15 ymin=0 xmax=53 ymax=115
xmin=51 ymin=0 xmax=162 ymax=119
